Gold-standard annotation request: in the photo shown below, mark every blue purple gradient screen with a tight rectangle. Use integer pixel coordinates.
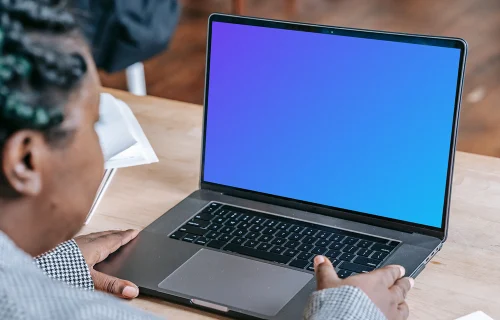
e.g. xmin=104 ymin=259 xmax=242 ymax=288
xmin=204 ymin=22 xmax=461 ymax=228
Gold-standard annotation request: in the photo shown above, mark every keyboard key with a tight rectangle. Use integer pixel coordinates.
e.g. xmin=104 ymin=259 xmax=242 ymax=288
xmin=297 ymin=244 xmax=314 ymax=252
xmin=225 ymin=219 xmax=238 ymax=227
xmin=232 ymin=229 xmax=246 ymax=237
xmin=325 ymin=250 xmax=341 ymax=259
xmin=257 ymin=234 xmax=273 ymax=242
xmin=330 ymin=259 xmax=340 ymax=267
xmin=270 ymin=246 xmax=286 ymax=254
xmin=182 ymin=235 xmax=197 ymax=243
xmin=213 ymin=217 xmax=226 ymax=224
xmin=237 ymin=222 xmax=251 ymax=230
xmin=317 ymin=231 xmax=333 ymax=239
xmin=170 ymin=231 xmax=186 ymax=240
xmin=231 ymin=237 xmax=246 ymax=245
xmin=218 ymin=234 xmax=233 ymax=242
xmin=288 ymin=233 xmax=303 ymax=241
xmin=371 ymin=251 xmax=389 ymax=261
xmin=371 ymin=243 xmax=394 ymax=253
xmin=195 ymin=237 xmax=209 ymax=245
xmin=262 ymin=228 xmax=277 ymax=235
xmin=340 ymin=261 xmax=375 ymax=273
xmin=213 ymin=209 xmax=228 ymax=216
xmin=224 ymin=244 xmax=292 ymax=264
xmin=188 ymin=218 xmax=210 ymax=228
xmin=337 ymin=269 xmax=352 ymax=279
xmin=306 ymin=265 xmax=315 ymax=272
xmin=314 ymin=239 xmax=329 ymax=247
xmin=289 ymin=225 xmax=305 ymax=233
xmin=338 ymin=253 xmax=356 ymax=262
xmin=250 ymin=217 xmax=266 ymax=225
xmin=342 ymin=237 xmax=359 ymax=246
xmin=343 ymin=245 xmax=359 ymax=254
xmin=297 ymin=252 xmax=314 ymax=261
xmin=356 ymin=240 xmax=374 ymax=248
xmin=194 ymin=213 xmax=214 ymax=221
xmin=328 ymin=243 xmax=345 ymax=251
xmin=244 ymin=240 xmax=259 ymax=248
xmin=237 ymin=214 xmax=251 ymax=222
xmin=207 ymin=240 xmax=225 ymax=249
xmin=256 ymin=243 xmax=272 ymax=251
xmin=276 ymin=230 xmax=291 ymax=238
xmin=302 ymin=228 xmax=318 ymax=236
xmin=249 ymin=225 xmax=265 ymax=232
xmin=208 ymin=224 xmax=223 ymax=231
xmin=221 ymin=226 xmax=235 ymax=234
xmin=283 ymin=249 xmax=299 ymax=257
xmin=284 ymin=241 xmax=300 ymax=249
xmin=201 ymin=202 xmax=221 ymax=214
xmin=278 ymin=223 xmax=291 ymax=230
xmin=357 ymin=249 xmax=374 ymax=257
xmin=264 ymin=220 xmax=279 ymax=228
xmin=226 ymin=211 xmax=241 ymax=220
xmin=387 ymin=240 xmax=400 ymax=247
xmin=311 ymin=247 xmax=327 ymax=255
xmin=179 ymin=225 xmax=207 ymax=236
xmin=271 ymin=238 xmax=287 ymax=246
xmin=353 ymin=256 xmax=380 ymax=268
xmin=245 ymin=232 xmax=259 ymax=240
xmin=206 ymin=231 xmax=221 ymax=239
xmin=302 ymin=236 xmax=316 ymax=244
xmin=289 ymin=259 xmax=309 ymax=269
xmin=330 ymin=234 xmax=345 ymax=242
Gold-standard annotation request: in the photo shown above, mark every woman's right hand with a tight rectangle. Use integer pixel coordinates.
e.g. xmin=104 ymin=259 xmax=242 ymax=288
xmin=314 ymin=255 xmax=414 ymax=320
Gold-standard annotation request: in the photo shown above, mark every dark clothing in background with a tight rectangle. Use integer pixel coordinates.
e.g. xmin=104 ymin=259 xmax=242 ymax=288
xmin=72 ymin=0 xmax=180 ymax=73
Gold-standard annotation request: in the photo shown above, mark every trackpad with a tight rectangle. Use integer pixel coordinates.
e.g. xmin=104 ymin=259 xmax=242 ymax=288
xmin=158 ymin=249 xmax=313 ymax=317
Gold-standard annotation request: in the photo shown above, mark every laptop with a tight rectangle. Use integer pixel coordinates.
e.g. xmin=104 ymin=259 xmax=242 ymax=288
xmin=96 ymin=14 xmax=467 ymax=320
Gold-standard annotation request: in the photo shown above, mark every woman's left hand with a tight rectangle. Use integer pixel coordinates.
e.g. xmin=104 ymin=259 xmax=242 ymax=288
xmin=75 ymin=229 xmax=140 ymax=299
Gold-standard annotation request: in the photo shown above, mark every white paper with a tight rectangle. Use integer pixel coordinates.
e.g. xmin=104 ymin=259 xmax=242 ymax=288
xmin=456 ymin=311 xmax=495 ymax=320
xmin=85 ymin=93 xmax=159 ymax=224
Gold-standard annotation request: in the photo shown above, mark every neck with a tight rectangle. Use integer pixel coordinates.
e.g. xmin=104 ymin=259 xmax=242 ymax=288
xmin=0 ymin=199 xmax=58 ymax=256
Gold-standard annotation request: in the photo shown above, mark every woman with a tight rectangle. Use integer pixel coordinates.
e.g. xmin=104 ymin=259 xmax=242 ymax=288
xmin=0 ymin=1 xmax=413 ymax=319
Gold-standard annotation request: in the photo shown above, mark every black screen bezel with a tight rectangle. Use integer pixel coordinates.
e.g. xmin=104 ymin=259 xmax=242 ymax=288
xmin=200 ymin=14 xmax=468 ymax=240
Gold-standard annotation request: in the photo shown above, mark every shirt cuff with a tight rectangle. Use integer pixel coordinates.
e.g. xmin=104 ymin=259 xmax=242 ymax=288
xmin=304 ymin=286 xmax=386 ymax=320
xmin=34 ymin=239 xmax=94 ymax=291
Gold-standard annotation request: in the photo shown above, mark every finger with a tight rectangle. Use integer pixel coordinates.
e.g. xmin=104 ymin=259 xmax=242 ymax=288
xmin=91 ymin=270 xmax=139 ymax=299
xmin=90 ymin=229 xmax=140 ymax=263
xmin=75 ymin=230 xmax=122 ymax=243
xmin=390 ymin=277 xmax=414 ymax=304
xmin=314 ymin=256 xmax=340 ymax=290
xmin=397 ymin=301 xmax=410 ymax=320
xmin=373 ymin=265 xmax=405 ymax=287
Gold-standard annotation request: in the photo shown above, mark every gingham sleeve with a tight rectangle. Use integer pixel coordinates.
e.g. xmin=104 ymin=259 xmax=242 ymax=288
xmin=304 ymin=286 xmax=386 ymax=320
xmin=34 ymin=240 xmax=94 ymax=291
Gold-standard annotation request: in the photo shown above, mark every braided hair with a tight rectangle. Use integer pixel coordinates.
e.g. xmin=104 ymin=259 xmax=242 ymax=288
xmin=0 ymin=0 xmax=88 ymax=147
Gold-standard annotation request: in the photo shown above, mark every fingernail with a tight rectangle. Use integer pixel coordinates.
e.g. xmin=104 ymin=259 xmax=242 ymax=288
xmin=399 ymin=266 xmax=406 ymax=277
xmin=409 ymin=278 xmax=415 ymax=288
xmin=314 ymin=255 xmax=325 ymax=267
xmin=122 ymin=286 xmax=139 ymax=298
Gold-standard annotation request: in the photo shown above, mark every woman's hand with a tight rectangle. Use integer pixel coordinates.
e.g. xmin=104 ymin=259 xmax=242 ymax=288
xmin=75 ymin=229 xmax=140 ymax=299
xmin=314 ymin=255 xmax=414 ymax=320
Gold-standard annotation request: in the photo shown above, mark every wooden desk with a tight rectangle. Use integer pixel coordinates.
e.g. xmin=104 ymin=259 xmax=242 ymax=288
xmin=81 ymin=89 xmax=500 ymax=320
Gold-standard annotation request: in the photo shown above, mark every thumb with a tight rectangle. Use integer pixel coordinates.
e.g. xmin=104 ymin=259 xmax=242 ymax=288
xmin=314 ymin=255 xmax=340 ymax=290
xmin=91 ymin=270 xmax=139 ymax=299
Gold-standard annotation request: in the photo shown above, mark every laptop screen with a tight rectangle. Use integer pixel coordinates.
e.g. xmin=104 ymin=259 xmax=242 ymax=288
xmin=203 ymin=18 xmax=464 ymax=229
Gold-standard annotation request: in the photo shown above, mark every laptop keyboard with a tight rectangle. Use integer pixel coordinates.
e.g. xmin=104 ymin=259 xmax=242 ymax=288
xmin=169 ymin=202 xmax=400 ymax=278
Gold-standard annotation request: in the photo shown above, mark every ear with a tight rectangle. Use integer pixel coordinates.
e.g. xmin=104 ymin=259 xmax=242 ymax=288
xmin=1 ymin=131 xmax=47 ymax=196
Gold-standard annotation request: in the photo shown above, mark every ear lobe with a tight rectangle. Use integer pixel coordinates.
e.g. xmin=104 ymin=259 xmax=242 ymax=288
xmin=2 ymin=131 xmax=45 ymax=196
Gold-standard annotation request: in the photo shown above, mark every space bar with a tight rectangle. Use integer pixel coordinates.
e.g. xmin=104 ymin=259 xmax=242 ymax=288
xmin=224 ymin=244 xmax=292 ymax=265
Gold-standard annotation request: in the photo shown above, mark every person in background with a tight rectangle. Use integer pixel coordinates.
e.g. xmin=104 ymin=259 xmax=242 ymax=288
xmin=0 ymin=1 xmax=413 ymax=319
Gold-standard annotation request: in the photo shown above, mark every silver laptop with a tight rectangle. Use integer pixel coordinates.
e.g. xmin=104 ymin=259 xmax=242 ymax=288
xmin=97 ymin=14 xmax=467 ymax=320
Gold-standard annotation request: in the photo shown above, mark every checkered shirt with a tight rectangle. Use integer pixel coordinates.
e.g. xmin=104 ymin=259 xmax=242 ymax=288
xmin=1 ymin=231 xmax=385 ymax=319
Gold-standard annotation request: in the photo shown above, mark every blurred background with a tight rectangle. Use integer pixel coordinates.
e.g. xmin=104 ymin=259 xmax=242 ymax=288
xmin=98 ymin=0 xmax=500 ymax=158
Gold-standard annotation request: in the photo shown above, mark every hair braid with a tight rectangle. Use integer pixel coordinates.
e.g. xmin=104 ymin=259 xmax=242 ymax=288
xmin=0 ymin=0 xmax=88 ymax=138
